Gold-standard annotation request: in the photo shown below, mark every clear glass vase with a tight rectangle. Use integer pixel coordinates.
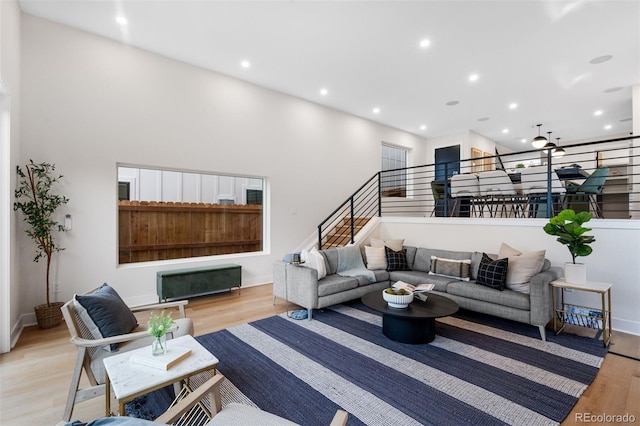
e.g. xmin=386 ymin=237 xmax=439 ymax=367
xmin=151 ymin=334 xmax=166 ymax=356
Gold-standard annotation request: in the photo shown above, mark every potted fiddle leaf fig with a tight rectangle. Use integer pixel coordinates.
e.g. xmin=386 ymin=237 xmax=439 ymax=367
xmin=543 ymin=209 xmax=594 ymax=284
xmin=14 ymin=160 xmax=69 ymax=328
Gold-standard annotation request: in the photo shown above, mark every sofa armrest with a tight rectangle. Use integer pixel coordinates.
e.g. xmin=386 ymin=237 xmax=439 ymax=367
xmin=529 ymin=266 xmax=563 ymax=326
xmin=273 ymin=261 xmax=319 ymax=310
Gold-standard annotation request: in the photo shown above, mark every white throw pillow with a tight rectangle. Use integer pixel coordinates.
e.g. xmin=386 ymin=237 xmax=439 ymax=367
xmin=370 ymin=238 xmax=405 ymax=252
xmin=301 ymin=248 xmax=327 ymax=279
xmin=498 ymin=243 xmax=545 ymax=293
xmin=364 ymin=246 xmax=387 ymax=270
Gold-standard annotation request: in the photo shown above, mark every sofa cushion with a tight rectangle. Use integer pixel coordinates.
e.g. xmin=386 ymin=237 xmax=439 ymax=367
xmin=389 ymin=270 xmax=451 ymax=292
xmin=476 ymin=253 xmax=508 ymax=290
xmin=320 ymin=248 xmax=339 ymax=275
xmin=446 ymin=281 xmax=530 ymax=310
xmin=403 ymin=246 xmax=417 ymax=269
xmin=412 ymin=248 xmax=474 ymax=273
xmin=317 ymin=274 xmax=359 ymax=297
xmin=429 ymin=256 xmax=471 ymax=281
xmin=385 ymin=247 xmax=410 ymax=271
xmin=364 ymin=245 xmax=387 ymax=270
xmin=356 ymin=269 xmax=389 ymax=286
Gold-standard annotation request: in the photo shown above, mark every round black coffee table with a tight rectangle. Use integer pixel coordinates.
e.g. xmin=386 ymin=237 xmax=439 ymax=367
xmin=361 ymin=291 xmax=459 ymax=344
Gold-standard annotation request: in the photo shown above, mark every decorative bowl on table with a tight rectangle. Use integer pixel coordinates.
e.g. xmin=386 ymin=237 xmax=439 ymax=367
xmin=382 ymin=288 xmax=414 ymax=308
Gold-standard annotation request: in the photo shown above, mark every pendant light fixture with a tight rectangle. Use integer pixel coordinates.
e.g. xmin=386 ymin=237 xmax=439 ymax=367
xmin=531 ymin=124 xmax=548 ymax=148
xmin=543 ymin=132 xmax=556 ymax=153
xmin=552 ymin=138 xmax=566 ymax=157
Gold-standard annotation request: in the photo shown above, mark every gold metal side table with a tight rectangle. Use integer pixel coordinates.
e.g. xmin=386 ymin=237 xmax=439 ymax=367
xmin=551 ymin=279 xmax=612 ymax=347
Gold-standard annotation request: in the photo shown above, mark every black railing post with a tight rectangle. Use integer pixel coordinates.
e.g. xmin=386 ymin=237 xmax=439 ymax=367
xmin=443 ymin=163 xmax=450 ymax=216
xmin=350 ymin=197 xmax=355 ymax=244
xmin=546 ymin=149 xmax=553 ymax=218
xmin=318 ymin=225 xmax=323 ymax=249
xmin=377 ymin=172 xmax=382 ymax=217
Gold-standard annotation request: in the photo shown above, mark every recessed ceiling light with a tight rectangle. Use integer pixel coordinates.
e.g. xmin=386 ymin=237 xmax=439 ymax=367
xmin=115 ymin=16 xmax=128 ymax=26
xmin=477 ymin=117 xmax=490 ymax=121
xmin=604 ymin=124 xmax=612 ymax=130
xmin=521 ymin=138 xmax=527 ymax=143
xmin=373 ymin=107 xmax=380 ymax=114
xmin=509 ymin=103 xmax=518 ymax=110
xmin=240 ymin=60 xmax=251 ymax=69
xmin=594 ymin=110 xmax=603 ymax=116
xmin=604 ymin=87 xmax=623 ymax=93
xmin=502 ymin=129 xmax=509 ymax=134
xmin=590 ymin=55 xmax=613 ymax=64
xmin=446 ymin=100 xmax=459 ymax=106
xmin=319 ymin=88 xmax=328 ymax=96
xmin=419 ymin=39 xmax=431 ymax=49
xmin=420 ymin=125 xmax=427 ymax=131
xmin=468 ymin=74 xmax=479 ymax=82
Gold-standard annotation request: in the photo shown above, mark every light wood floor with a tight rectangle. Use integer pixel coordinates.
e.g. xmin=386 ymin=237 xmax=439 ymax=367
xmin=0 ymin=284 xmax=638 ymax=426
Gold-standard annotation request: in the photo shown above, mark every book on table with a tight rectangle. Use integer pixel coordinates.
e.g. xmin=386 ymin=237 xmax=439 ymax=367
xmin=131 ymin=345 xmax=192 ymax=370
xmin=392 ymin=281 xmax=435 ymax=293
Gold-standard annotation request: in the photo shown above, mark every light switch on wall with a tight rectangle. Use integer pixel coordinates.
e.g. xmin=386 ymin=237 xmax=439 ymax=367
xmin=64 ymin=214 xmax=72 ymax=231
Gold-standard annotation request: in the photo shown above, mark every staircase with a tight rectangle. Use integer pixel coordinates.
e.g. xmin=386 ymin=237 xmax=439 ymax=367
xmin=320 ymin=216 xmax=373 ymax=249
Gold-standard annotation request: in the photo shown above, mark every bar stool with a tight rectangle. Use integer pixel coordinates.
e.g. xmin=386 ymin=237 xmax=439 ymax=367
xmin=478 ymin=170 xmax=520 ymax=217
xmin=520 ymin=166 xmax=566 ymax=217
xmin=450 ymin=173 xmax=480 ymax=217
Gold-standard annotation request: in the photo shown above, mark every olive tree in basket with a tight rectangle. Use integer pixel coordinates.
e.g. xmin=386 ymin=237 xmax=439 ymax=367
xmin=14 ymin=160 xmax=69 ymax=328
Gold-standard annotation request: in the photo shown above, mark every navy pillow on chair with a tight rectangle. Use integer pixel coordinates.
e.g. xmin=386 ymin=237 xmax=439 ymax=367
xmin=476 ymin=253 xmax=508 ymax=290
xmin=75 ymin=283 xmax=139 ymax=351
xmin=384 ymin=246 xmax=410 ymax=272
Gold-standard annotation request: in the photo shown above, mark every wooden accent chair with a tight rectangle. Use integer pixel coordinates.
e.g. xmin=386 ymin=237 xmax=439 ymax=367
xmin=156 ymin=374 xmax=349 ymax=426
xmin=61 ymin=285 xmax=194 ymax=421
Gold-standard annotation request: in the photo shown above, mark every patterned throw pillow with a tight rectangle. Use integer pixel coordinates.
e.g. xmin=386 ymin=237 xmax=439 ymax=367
xmin=384 ymin=246 xmax=410 ymax=271
xmin=428 ymin=256 xmax=471 ymax=281
xmin=476 ymin=253 xmax=509 ymax=290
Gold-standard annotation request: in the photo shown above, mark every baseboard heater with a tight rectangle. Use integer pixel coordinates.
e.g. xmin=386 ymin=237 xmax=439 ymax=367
xmin=157 ymin=264 xmax=242 ymax=302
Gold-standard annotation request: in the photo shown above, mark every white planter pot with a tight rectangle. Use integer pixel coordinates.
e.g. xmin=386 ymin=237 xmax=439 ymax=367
xmin=564 ymin=262 xmax=587 ymax=285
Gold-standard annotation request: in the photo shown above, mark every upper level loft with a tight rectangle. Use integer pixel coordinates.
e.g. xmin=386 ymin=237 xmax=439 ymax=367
xmin=318 ymin=135 xmax=639 ymax=249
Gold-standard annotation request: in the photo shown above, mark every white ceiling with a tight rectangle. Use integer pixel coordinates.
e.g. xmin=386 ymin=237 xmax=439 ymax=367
xmin=18 ymin=1 xmax=640 ymax=150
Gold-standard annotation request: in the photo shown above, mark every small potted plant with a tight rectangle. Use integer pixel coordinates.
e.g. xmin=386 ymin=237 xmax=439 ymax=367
xmin=14 ymin=160 xmax=69 ymax=328
xmin=543 ymin=209 xmax=595 ymax=284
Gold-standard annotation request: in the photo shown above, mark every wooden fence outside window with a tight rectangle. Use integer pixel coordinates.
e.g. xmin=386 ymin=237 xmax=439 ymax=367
xmin=118 ymin=201 xmax=262 ymax=264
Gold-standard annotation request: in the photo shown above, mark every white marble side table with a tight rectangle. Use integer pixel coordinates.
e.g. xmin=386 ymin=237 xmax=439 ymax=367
xmin=103 ymin=334 xmax=219 ymax=417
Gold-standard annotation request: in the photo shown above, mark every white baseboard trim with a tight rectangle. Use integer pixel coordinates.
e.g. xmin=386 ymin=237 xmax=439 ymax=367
xmin=10 ymin=312 xmax=36 ymax=349
xmin=612 ymin=316 xmax=640 ymax=336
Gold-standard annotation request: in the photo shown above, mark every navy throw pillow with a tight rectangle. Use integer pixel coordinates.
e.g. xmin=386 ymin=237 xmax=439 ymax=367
xmin=75 ymin=283 xmax=138 ymax=351
xmin=385 ymin=246 xmax=410 ymax=272
xmin=476 ymin=253 xmax=508 ymax=291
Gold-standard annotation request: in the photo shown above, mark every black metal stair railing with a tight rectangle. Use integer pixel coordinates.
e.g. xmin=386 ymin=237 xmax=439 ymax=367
xmin=317 ymin=135 xmax=639 ymax=249
xmin=317 ymin=173 xmax=381 ymax=249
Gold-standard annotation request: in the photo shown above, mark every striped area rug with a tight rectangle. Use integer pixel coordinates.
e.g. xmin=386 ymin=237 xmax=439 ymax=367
xmin=195 ymin=301 xmax=607 ymax=426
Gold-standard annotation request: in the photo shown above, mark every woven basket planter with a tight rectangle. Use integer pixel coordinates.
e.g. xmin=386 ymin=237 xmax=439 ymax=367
xmin=34 ymin=302 xmax=64 ymax=329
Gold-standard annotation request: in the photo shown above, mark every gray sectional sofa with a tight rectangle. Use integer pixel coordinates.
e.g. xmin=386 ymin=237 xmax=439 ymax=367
xmin=273 ymin=245 xmax=562 ymax=340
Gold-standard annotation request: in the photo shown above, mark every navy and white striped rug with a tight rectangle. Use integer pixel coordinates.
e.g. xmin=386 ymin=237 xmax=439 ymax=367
xmin=196 ymin=302 xmax=607 ymax=426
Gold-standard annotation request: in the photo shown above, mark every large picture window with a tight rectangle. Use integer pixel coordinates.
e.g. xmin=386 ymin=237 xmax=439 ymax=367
xmin=117 ymin=165 xmax=264 ymax=264
xmin=381 ymin=144 xmax=408 ymax=197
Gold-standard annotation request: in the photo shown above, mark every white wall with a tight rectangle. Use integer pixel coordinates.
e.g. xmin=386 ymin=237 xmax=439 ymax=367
xmin=376 ymin=217 xmax=640 ymax=335
xmin=0 ymin=0 xmax=22 ymax=352
xmin=17 ymin=15 xmax=427 ymax=321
